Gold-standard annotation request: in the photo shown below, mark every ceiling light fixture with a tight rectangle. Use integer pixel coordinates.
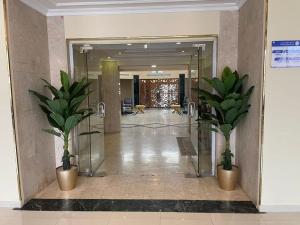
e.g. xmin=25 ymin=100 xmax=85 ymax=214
xmin=107 ymin=56 xmax=111 ymax=59
xmin=176 ymin=42 xmax=181 ymax=45
xmin=144 ymin=44 xmax=148 ymax=49
xmin=127 ymin=43 xmax=132 ymax=46
xmin=151 ymin=65 xmax=157 ymax=68
xmin=181 ymin=50 xmax=185 ymax=53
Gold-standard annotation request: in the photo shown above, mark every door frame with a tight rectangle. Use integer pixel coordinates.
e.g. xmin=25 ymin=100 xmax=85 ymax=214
xmin=67 ymin=35 xmax=218 ymax=175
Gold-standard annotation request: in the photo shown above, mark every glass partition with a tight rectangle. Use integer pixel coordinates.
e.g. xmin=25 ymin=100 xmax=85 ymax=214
xmin=73 ymin=46 xmax=105 ymax=176
xmin=189 ymin=41 xmax=215 ymax=176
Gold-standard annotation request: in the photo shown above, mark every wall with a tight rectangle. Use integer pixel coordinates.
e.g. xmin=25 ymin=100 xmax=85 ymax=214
xmin=236 ymin=0 xmax=265 ymax=206
xmin=47 ymin=16 xmax=68 ymax=167
xmin=260 ymin=0 xmax=300 ymax=211
xmin=120 ymin=79 xmax=133 ymax=100
xmin=6 ymin=0 xmax=56 ymax=203
xmin=216 ymin=11 xmax=239 ymax=165
xmin=64 ymin=11 xmax=220 ymax=38
xmin=0 ymin=0 xmax=21 ymax=207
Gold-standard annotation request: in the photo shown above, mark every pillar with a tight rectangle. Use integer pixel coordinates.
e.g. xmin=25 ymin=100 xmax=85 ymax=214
xmin=102 ymin=60 xmax=121 ymax=133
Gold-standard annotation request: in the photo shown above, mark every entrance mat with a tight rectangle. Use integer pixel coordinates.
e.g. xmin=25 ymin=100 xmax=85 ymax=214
xmin=18 ymin=199 xmax=259 ymax=213
xmin=177 ymin=137 xmax=197 ymax=156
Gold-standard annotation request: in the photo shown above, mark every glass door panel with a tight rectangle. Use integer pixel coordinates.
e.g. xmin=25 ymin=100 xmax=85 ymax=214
xmin=73 ymin=46 xmax=105 ymax=176
xmin=189 ymin=41 xmax=215 ymax=176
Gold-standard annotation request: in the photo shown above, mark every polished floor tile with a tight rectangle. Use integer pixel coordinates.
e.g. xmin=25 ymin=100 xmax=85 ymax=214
xmin=1 ymin=209 xmax=300 ymax=225
xmin=35 ymin=109 xmax=249 ymax=201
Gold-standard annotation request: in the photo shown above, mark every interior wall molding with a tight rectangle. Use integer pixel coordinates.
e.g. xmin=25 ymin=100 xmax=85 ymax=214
xmin=20 ymin=0 xmax=248 ymax=16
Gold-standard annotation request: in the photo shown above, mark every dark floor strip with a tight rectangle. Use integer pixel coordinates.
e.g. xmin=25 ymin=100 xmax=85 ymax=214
xmin=18 ymin=199 xmax=259 ymax=213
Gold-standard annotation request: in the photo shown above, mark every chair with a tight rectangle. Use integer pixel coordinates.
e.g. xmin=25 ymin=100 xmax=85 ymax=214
xmin=121 ymin=97 xmax=133 ymax=114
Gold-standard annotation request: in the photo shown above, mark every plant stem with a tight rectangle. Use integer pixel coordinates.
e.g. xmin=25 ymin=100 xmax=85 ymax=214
xmin=62 ymin=133 xmax=71 ymax=170
xmin=222 ymin=136 xmax=233 ymax=170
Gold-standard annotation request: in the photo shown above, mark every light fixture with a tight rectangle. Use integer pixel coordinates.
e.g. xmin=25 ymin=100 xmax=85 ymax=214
xmin=144 ymin=44 xmax=148 ymax=49
xmin=107 ymin=56 xmax=111 ymax=59
xmin=176 ymin=42 xmax=181 ymax=45
xmin=127 ymin=43 xmax=132 ymax=46
xmin=151 ymin=65 xmax=157 ymax=68
xmin=181 ymin=50 xmax=185 ymax=53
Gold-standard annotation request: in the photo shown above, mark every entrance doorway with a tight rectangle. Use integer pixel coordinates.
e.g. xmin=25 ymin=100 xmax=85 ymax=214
xmin=34 ymin=37 xmax=249 ymax=202
xmin=70 ymin=38 xmax=216 ymax=179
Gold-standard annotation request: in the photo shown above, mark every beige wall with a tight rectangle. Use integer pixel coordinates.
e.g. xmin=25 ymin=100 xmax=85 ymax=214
xmin=6 ymin=0 xmax=56 ymax=203
xmin=216 ymin=11 xmax=239 ymax=166
xmin=260 ymin=0 xmax=300 ymax=211
xmin=64 ymin=11 xmax=220 ymax=39
xmin=47 ymin=16 xmax=68 ymax=167
xmin=236 ymin=0 xmax=265 ymax=206
xmin=0 ymin=0 xmax=20 ymax=207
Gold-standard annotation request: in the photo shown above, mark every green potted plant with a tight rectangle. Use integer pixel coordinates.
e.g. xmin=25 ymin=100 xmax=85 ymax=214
xmin=198 ymin=67 xmax=254 ymax=190
xmin=29 ymin=70 xmax=94 ymax=191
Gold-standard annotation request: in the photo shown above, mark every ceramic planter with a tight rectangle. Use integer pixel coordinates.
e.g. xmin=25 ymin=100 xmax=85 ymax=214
xmin=56 ymin=166 xmax=78 ymax=191
xmin=217 ymin=165 xmax=239 ymax=191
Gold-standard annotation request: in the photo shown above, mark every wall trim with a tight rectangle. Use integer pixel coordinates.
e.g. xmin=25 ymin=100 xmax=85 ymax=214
xmin=20 ymin=0 xmax=247 ymax=16
xmin=0 ymin=201 xmax=22 ymax=208
xmin=259 ymin=205 xmax=300 ymax=213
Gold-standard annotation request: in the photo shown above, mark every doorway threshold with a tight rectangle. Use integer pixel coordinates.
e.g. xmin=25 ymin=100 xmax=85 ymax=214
xmin=18 ymin=199 xmax=259 ymax=213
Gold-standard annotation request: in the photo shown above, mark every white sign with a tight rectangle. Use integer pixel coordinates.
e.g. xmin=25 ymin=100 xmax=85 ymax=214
xmin=272 ymin=40 xmax=300 ymax=68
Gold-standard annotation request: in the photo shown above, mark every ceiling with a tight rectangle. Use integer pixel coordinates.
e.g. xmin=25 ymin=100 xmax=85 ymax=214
xmin=20 ymin=0 xmax=248 ymax=16
xmin=73 ymin=41 xmax=214 ymax=72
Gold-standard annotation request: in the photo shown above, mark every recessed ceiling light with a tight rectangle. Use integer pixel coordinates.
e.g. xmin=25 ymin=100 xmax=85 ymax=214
xmin=151 ymin=65 xmax=157 ymax=68
xmin=127 ymin=43 xmax=132 ymax=46
xmin=176 ymin=42 xmax=181 ymax=45
xmin=181 ymin=50 xmax=185 ymax=53
xmin=107 ymin=56 xmax=111 ymax=59
xmin=144 ymin=44 xmax=148 ymax=49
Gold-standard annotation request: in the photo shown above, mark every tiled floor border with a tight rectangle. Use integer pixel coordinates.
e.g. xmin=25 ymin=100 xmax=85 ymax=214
xmin=18 ymin=199 xmax=259 ymax=213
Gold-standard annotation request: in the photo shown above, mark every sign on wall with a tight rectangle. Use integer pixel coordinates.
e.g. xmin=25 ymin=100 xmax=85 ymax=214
xmin=272 ymin=40 xmax=300 ymax=68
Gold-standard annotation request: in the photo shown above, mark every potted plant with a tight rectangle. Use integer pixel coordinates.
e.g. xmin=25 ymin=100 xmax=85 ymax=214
xmin=29 ymin=70 xmax=94 ymax=191
xmin=198 ymin=67 xmax=254 ymax=190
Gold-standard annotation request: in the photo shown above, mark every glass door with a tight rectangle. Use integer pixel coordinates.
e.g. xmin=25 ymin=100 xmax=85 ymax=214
xmin=72 ymin=45 xmax=105 ymax=176
xmin=189 ymin=41 xmax=215 ymax=176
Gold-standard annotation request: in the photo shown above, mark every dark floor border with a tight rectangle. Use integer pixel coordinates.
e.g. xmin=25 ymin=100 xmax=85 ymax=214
xmin=18 ymin=199 xmax=259 ymax=213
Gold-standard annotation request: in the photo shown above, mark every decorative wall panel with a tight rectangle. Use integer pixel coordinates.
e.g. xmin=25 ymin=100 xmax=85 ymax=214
xmin=140 ymin=79 xmax=179 ymax=108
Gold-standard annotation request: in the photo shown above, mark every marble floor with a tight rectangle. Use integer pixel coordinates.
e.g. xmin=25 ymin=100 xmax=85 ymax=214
xmin=1 ymin=209 xmax=300 ymax=225
xmin=35 ymin=109 xmax=249 ymax=201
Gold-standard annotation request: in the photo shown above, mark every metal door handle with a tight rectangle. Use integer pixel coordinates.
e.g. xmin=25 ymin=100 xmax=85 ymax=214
xmin=98 ymin=102 xmax=105 ymax=118
xmin=188 ymin=102 xmax=195 ymax=117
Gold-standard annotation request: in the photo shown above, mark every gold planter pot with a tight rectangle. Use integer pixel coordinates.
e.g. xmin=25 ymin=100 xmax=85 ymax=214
xmin=217 ymin=165 xmax=239 ymax=191
xmin=56 ymin=166 xmax=78 ymax=191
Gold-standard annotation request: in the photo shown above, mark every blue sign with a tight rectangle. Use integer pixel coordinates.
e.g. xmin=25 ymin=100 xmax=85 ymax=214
xmin=272 ymin=40 xmax=300 ymax=68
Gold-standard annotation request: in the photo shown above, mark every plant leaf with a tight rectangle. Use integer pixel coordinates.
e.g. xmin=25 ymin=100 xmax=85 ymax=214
xmin=220 ymin=124 xmax=232 ymax=138
xmin=50 ymin=113 xmax=65 ymax=128
xmin=42 ymin=128 xmax=61 ymax=137
xmin=220 ymin=99 xmax=236 ymax=111
xmin=41 ymin=79 xmax=62 ymax=98
xmin=60 ymin=70 xmax=70 ymax=93
xmin=29 ymin=90 xmax=50 ymax=104
xmin=79 ymin=131 xmax=101 ymax=136
xmin=225 ymin=108 xmax=238 ymax=124
xmin=65 ymin=114 xmax=82 ymax=132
